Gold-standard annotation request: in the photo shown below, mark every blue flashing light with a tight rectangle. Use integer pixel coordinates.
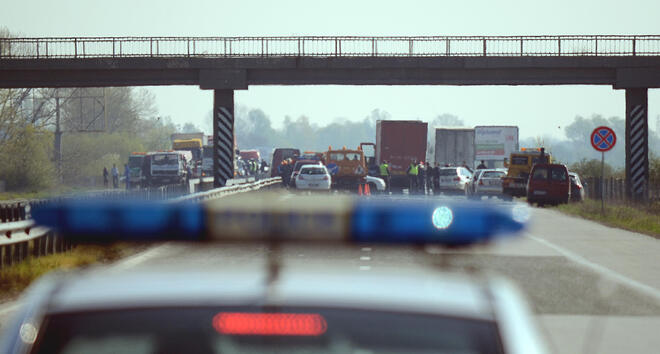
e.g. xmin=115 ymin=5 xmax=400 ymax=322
xmin=32 ymin=197 xmax=528 ymax=246
xmin=32 ymin=199 xmax=204 ymax=241
xmin=350 ymin=200 xmax=526 ymax=246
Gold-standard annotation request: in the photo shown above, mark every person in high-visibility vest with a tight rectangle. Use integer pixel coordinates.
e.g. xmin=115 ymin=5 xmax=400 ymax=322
xmin=406 ymin=160 xmax=419 ymax=194
xmin=379 ymin=161 xmax=391 ymax=192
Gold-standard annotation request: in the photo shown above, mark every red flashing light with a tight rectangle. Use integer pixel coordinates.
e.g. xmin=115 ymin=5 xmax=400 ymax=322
xmin=213 ymin=313 xmax=327 ymax=336
xmin=454 ymin=177 xmax=461 ymax=182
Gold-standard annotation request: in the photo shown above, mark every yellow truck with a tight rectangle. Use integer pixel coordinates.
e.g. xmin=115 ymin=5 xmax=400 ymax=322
xmin=501 ymin=149 xmax=552 ymax=199
xmin=324 ymin=146 xmax=367 ymax=190
xmin=173 ymin=139 xmax=203 ymax=177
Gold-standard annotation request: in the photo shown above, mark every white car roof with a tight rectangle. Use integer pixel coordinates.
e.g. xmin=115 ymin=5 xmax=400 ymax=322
xmin=41 ymin=263 xmax=494 ymax=321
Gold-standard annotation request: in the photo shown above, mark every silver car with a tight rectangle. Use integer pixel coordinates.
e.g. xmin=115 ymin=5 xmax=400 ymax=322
xmin=1 ymin=262 xmax=547 ymax=354
xmin=437 ymin=167 xmax=473 ymax=194
xmin=473 ymin=169 xmax=509 ymax=200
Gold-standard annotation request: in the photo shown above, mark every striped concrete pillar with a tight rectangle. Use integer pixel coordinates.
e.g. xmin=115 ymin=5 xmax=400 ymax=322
xmin=625 ymin=88 xmax=648 ymax=201
xmin=213 ymin=90 xmax=235 ymax=188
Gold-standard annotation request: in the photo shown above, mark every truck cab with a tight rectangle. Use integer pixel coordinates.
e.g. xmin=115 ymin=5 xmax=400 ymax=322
xmin=173 ymin=139 xmax=202 ymax=178
xmin=127 ymin=152 xmax=146 ymax=189
xmin=146 ymin=151 xmax=191 ymax=187
xmin=324 ymin=146 xmax=367 ymax=190
xmin=502 ymin=149 xmax=552 ymax=198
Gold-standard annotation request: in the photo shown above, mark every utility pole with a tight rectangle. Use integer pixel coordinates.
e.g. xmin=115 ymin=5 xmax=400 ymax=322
xmin=54 ymin=97 xmax=62 ymax=183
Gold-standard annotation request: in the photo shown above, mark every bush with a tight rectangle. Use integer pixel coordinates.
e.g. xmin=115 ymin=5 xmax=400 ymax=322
xmin=61 ymin=132 xmax=146 ymax=186
xmin=0 ymin=125 xmax=55 ymax=190
xmin=569 ymin=158 xmax=622 ymax=179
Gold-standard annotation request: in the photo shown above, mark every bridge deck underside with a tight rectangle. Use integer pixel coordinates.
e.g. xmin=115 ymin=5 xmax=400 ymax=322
xmin=0 ymin=56 xmax=659 ymax=88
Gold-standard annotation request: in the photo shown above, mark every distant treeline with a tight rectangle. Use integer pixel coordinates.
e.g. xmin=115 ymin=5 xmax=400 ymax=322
xmin=232 ymin=106 xmax=660 ymax=170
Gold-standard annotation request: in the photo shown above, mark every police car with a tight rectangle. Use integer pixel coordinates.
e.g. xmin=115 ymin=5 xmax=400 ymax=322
xmin=1 ymin=194 xmax=547 ymax=354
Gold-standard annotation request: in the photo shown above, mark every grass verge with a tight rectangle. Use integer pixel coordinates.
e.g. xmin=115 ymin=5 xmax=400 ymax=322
xmin=0 ymin=186 xmax=101 ymax=201
xmin=0 ymin=243 xmax=140 ymax=300
xmin=554 ymin=199 xmax=660 ymax=239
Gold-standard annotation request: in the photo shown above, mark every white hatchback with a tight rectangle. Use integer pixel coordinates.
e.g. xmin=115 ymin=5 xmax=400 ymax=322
xmin=295 ymin=164 xmax=331 ymax=190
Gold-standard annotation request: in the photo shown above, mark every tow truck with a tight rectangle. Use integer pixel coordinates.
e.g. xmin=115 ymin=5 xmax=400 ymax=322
xmin=324 ymin=146 xmax=368 ymax=191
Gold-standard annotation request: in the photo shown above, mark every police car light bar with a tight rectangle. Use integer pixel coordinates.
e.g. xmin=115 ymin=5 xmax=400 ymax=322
xmin=31 ymin=194 xmax=529 ymax=246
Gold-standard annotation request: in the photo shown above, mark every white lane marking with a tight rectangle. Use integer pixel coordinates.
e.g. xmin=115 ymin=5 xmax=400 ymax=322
xmin=359 ymin=256 xmax=371 ymax=261
xmin=0 ymin=302 xmax=21 ymax=316
xmin=359 ymin=266 xmax=371 ymax=271
xmin=361 ymin=247 xmax=372 ymax=252
xmin=112 ymin=243 xmax=173 ymax=271
xmin=527 ymin=234 xmax=660 ymax=302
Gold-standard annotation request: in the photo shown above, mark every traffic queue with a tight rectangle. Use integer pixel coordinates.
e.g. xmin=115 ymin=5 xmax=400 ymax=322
xmin=269 ymin=144 xmax=585 ymax=205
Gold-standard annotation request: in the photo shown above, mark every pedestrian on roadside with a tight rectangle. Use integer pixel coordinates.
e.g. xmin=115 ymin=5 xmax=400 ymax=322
xmin=538 ymin=147 xmax=548 ymax=164
xmin=406 ymin=160 xmax=418 ymax=194
xmin=477 ymin=160 xmax=487 ymax=170
xmin=124 ymin=164 xmax=130 ymax=190
xmin=432 ymin=162 xmax=440 ymax=195
xmin=103 ymin=167 xmax=109 ymax=188
xmin=282 ymin=159 xmax=294 ymax=188
xmin=379 ymin=160 xmax=391 ymax=193
xmin=418 ymin=161 xmax=427 ymax=195
xmin=111 ymin=164 xmax=119 ymax=189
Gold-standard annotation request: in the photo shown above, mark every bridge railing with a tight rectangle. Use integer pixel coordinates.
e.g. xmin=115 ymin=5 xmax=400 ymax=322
xmin=1 ymin=36 xmax=660 ymax=59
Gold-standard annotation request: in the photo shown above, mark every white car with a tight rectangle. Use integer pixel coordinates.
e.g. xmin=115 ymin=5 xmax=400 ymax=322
xmin=294 ymin=164 xmax=331 ymax=191
xmin=365 ymin=175 xmax=386 ymax=193
xmin=437 ymin=167 xmax=472 ymax=194
xmin=473 ymin=169 xmax=508 ymax=200
xmin=3 ymin=263 xmax=546 ymax=354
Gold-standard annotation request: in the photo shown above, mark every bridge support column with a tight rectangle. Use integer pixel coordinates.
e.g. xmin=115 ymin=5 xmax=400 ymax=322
xmin=625 ymin=88 xmax=649 ymax=201
xmin=213 ymin=90 xmax=235 ymax=188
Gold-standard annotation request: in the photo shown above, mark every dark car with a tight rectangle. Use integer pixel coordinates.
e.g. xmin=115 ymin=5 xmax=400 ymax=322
xmin=527 ymin=164 xmax=570 ymax=206
xmin=569 ymin=172 xmax=586 ymax=202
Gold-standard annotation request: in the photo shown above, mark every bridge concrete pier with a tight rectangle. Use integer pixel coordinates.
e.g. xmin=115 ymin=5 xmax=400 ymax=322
xmin=213 ymin=90 xmax=235 ymax=188
xmin=625 ymin=88 xmax=649 ymax=201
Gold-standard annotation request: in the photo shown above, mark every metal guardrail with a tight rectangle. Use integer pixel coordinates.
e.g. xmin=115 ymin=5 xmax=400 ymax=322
xmin=0 ymin=220 xmax=69 ymax=268
xmin=173 ymin=177 xmax=282 ymax=203
xmin=1 ymin=35 xmax=660 ymax=59
xmin=0 ymin=178 xmax=282 ymax=268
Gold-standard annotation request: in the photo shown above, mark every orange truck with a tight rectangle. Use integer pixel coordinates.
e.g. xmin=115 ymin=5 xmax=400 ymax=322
xmin=324 ymin=146 xmax=368 ymax=190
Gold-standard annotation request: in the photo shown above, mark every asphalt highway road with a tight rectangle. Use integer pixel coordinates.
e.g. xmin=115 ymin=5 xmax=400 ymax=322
xmin=1 ymin=193 xmax=659 ymax=353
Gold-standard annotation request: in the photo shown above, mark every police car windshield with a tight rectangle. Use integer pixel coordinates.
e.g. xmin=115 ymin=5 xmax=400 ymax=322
xmin=34 ymin=307 xmax=503 ymax=354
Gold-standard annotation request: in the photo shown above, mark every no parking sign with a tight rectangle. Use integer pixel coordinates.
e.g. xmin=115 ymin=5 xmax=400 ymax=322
xmin=591 ymin=126 xmax=616 ymax=152
xmin=590 ymin=126 xmax=616 ymax=213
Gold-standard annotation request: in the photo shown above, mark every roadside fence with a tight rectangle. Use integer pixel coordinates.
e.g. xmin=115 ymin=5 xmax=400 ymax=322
xmin=583 ymin=177 xmax=660 ymax=202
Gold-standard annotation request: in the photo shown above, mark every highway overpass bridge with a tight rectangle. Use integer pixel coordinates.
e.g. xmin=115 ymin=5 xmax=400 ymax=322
xmin=1 ymin=35 xmax=659 ymax=198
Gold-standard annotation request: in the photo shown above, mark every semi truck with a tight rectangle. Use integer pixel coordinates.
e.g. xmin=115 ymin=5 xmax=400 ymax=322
xmin=372 ymin=120 xmax=428 ymax=192
xmin=144 ymin=151 xmax=192 ymax=187
xmin=474 ymin=126 xmax=519 ymax=169
xmin=434 ymin=128 xmax=475 ymax=168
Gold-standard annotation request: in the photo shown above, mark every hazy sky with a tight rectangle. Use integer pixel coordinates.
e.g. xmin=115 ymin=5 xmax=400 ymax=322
xmin=3 ymin=0 xmax=660 ymax=139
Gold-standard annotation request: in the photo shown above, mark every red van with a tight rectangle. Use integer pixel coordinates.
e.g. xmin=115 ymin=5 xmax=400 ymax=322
xmin=526 ymin=164 xmax=571 ymax=206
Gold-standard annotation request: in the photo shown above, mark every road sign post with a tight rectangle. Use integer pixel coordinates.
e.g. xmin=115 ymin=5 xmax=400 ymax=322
xmin=590 ymin=126 xmax=617 ymax=214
